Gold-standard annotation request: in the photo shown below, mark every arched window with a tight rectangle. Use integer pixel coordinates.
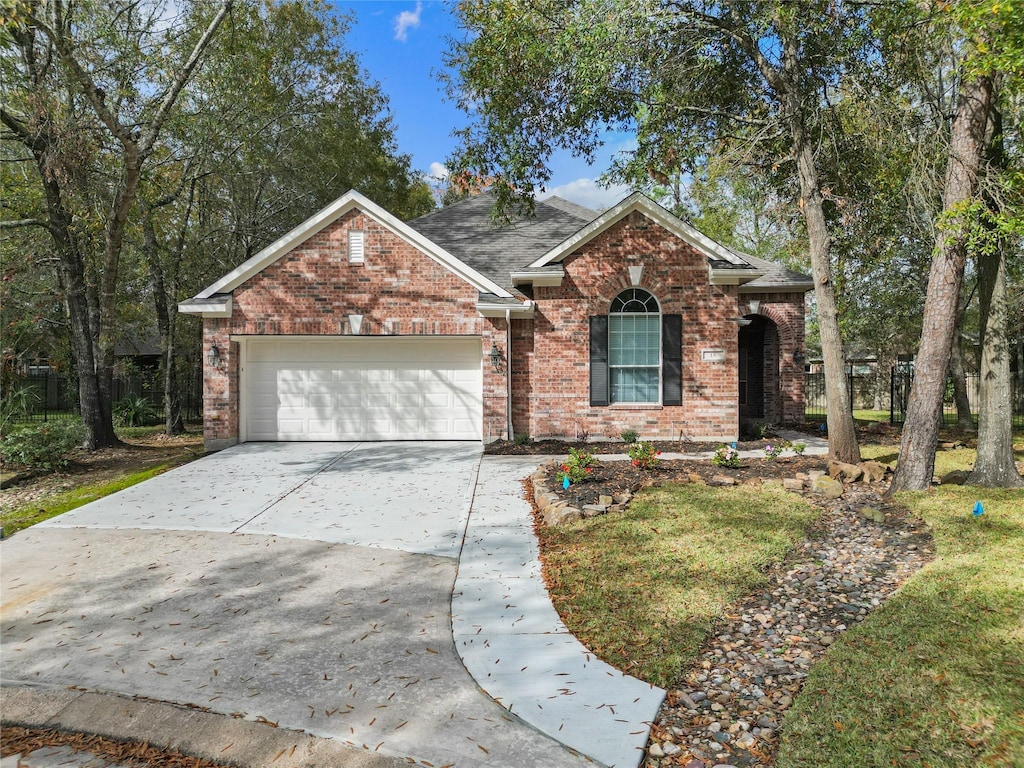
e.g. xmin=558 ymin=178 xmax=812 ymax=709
xmin=609 ymin=288 xmax=661 ymax=403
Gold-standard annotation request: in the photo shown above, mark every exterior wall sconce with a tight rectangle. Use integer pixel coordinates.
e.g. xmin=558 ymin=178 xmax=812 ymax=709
xmin=748 ymin=299 xmax=761 ymax=314
xmin=793 ymin=348 xmax=806 ymax=364
xmin=488 ymin=343 xmax=504 ymax=372
xmin=208 ymin=344 xmax=221 ymax=368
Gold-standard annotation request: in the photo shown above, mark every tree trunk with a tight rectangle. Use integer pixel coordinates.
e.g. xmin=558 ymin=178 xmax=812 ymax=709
xmin=948 ymin=308 xmax=975 ymax=432
xmin=143 ymin=215 xmax=186 ymax=435
xmin=780 ymin=34 xmax=860 ymax=463
xmin=968 ymin=101 xmax=1023 ymax=488
xmin=889 ymin=72 xmax=995 ymax=494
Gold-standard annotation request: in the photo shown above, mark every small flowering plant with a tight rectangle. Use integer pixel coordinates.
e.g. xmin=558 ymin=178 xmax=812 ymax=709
xmin=557 ymin=447 xmax=597 ymax=485
xmin=763 ymin=443 xmax=785 ymax=460
xmin=628 ymin=441 xmax=661 ymax=470
xmin=711 ymin=444 xmax=741 ymax=468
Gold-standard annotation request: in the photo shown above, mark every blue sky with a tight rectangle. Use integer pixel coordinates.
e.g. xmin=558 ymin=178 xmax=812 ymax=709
xmin=337 ymin=1 xmax=633 ymax=209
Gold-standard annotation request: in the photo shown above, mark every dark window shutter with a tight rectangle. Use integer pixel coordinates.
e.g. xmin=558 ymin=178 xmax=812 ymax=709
xmin=662 ymin=314 xmax=682 ymax=406
xmin=589 ymin=315 xmax=609 ymax=406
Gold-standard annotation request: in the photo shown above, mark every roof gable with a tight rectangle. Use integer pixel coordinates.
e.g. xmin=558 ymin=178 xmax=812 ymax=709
xmin=194 ymin=190 xmax=511 ymax=300
xmin=527 ymin=193 xmax=759 ymax=277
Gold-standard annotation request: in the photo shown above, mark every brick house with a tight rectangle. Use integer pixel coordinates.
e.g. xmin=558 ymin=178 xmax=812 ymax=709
xmin=179 ymin=190 xmax=811 ymax=450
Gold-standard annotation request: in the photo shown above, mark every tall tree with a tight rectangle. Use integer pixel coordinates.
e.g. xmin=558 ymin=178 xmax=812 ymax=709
xmin=1 ymin=0 xmax=231 ymax=448
xmin=445 ymin=0 xmax=873 ymax=461
xmin=889 ymin=0 xmax=1021 ymax=491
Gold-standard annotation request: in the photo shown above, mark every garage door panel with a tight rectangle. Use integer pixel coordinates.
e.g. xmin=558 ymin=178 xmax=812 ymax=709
xmin=245 ymin=338 xmax=482 ymax=441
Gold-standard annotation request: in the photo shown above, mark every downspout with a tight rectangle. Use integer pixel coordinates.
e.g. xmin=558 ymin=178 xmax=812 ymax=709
xmin=506 ymin=309 xmax=514 ymax=441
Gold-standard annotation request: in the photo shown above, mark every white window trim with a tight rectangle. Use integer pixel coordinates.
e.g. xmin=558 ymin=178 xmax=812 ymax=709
xmin=609 ymin=289 xmax=662 ymax=406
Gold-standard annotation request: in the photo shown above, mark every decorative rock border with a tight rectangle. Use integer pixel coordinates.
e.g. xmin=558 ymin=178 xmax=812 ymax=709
xmin=530 ymin=459 xmax=894 ymax=527
xmin=530 ymin=463 xmax=634 ymax=526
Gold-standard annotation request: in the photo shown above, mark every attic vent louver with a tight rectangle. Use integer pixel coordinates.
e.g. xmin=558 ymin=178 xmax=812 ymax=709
xmin=349 ymin=231 xmax=365 ymax=264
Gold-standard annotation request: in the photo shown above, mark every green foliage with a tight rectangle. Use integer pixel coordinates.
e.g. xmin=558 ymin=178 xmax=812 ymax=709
xmin=112 ymin=396 xmax=158 ymax=428
xmin=0 ymin=385 xmax=41 ymax=436
xmin=557 ymin=447 xmax=597 ymax=485
xmin=514 ymin=432 xmax=532 ymax=445
xmin=628 ymin=441 xmax=661 ymax=470
xmin=712 ymin=444 xmax=741 ymax=468
xmin=620 ymin=428 xmax=639 ymax=444
xmin=792 ymin=442 xmax=807 ymax=455
xmin=0 ymin=421 xmax=85 ymax=470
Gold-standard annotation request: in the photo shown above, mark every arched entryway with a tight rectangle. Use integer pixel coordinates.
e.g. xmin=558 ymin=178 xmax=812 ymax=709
xmin=738 ymin=315 xmax=781 ymax=424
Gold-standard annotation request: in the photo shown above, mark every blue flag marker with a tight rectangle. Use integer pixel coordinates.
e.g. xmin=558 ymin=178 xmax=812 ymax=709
xmin=731 ymin=442 xmax=737 ymax=450
xmin=563 ymin=475 xmax=570 ymax=490
xmin=973 ymin=501 xmax=984 ymax=518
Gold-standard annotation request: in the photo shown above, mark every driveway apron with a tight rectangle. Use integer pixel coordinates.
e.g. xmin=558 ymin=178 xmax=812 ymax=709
xmin=1 ymin=442 xmax=593 ymax=768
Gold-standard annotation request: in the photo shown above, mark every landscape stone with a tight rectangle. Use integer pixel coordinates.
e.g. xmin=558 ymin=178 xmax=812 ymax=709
xmin=860 ymin=460 xmax=889 ymax=483
xmin=711 ymin=475 xmax=738 ymax=486
xmin=542 ymin=504 xmax=581 ymax=526
xmin=858 ymin=506 xmax=886 ymax=524
xmin=828 ymin=460 xmax=864 ymax=483
xmin=582 ymin=504 xmax=608 ymax=518
xmin=783 ymin=478 xmax=804 ymax=491
xmin=812 ymin=476 xmax=844 ymax=498
xmin=599 ymin=494 xmax=614 ymax=506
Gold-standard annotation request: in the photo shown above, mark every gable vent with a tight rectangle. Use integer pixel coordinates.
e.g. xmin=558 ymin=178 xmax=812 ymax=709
xmin=348 ymin=230 xmax=365 ymax=264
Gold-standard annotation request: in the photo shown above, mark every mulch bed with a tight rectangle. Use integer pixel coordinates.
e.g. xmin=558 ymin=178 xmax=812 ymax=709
xmin=544 ymin=455 xmax=830 ymax=507
xmin=485 ymin=437 xmax=781 ymax=456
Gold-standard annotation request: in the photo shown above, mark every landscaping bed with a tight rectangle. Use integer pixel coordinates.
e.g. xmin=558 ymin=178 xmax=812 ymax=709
xmin=0 ymin=429 xmax=203 ymax=536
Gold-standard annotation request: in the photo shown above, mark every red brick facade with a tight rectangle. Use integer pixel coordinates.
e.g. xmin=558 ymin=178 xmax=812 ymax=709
xmin=509 ymin=211 xmax=805 ymax=441
xmin=202 ymin=210 xmax=508 ymax=448
xmin=198 ymin=203 xmax=806 ymax=448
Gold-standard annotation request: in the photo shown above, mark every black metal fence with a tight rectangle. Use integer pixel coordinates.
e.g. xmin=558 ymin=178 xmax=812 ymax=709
xmin=805 ymin=368 xmax=1024 ymax=428
xmin=5 ymin=370 xmax=202 ymax=425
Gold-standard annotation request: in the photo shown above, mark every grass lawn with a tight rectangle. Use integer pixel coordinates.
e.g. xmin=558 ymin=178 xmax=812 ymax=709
xmin=535 ymin=481 xmax=820 ymax=688
xmin=777 ymin=448 xmax=1024 ymax=768
xmin=1 ymin=426 xmax=202 ymax=536
xmin=537 ymin=435 xmax=1023 ymax=765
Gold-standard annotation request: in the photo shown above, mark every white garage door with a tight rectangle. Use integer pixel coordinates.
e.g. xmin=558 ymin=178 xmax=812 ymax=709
xmin=244 ymin=338 xmax=482 ymax=441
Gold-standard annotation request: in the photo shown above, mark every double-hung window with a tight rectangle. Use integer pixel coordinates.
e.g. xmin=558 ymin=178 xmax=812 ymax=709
xmin=609 ymin=288 xmax=661 ymax=404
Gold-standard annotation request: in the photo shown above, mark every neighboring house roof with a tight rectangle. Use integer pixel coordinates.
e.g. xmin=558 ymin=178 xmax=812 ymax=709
xmin=408 ymin=194 xmax=593 ymax=295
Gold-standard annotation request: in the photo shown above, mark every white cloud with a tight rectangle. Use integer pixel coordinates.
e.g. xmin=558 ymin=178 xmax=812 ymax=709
xmin=428 ymin=161 xmax=449 ymax=180
xmin=539 ymin=178 xmax=632 ymax=211
xmin=393 ymin=2 xmax=423 ymax=42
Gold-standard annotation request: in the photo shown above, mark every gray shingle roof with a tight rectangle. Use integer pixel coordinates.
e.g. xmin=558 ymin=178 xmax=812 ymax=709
xmin=407 ymin=194 xmax=592 ymax=294
xmin=407 ymin=193 xmax=811 ymax=295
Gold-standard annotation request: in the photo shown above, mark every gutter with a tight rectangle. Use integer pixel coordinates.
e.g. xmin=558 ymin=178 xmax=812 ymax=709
xmin=506 ymin=308 xmax=514 ymax=442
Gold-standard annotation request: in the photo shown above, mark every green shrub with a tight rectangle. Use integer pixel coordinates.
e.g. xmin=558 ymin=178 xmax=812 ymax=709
xmin=620 ymin=428 xmax=639 ymax=444
xmin=113 ymin=395 xmax=158 ymax=427
xmin=556 ymin=447 xmax=597 ymax=485
xmin=0 ymin=385 xmax=42 ymax=435
xmin=711 ymin=444 xmax=741 ymax=467
xmin=0 ymin=421 xmax=85 ymax=470
xmin=628 ymin=441 xmax=661 ymax=469
xmin=514 ymin=432 xmax=532 ymax=445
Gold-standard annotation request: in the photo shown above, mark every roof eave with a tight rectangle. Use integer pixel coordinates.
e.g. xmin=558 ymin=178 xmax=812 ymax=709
xmin=177 ymin=295 xmax=232 ymax=318
xmin=738 ymin=280 xmax=815 ymax=294
xmin=510 ymin=269 xmax=564 ymax=287
xmin=477 ymin=300 xmax=535 ymax=318
xmin=709 ymin=267 xmax=763 ymax=286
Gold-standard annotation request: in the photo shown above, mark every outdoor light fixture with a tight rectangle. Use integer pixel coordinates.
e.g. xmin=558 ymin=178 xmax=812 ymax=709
xmin=208 ymin=344 xmax=221 ymax=368
xmin=747 ymin=299 xmax=761 ymax=314
xmin=488 ymin=343 xmax=504 ymax=371
xmin=793 ymin=348 xmax=806 ymax=364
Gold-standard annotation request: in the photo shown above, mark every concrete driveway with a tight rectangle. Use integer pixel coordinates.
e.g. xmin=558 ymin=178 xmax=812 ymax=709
xmin=1 ymin=442 xmax=595 ymax=768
